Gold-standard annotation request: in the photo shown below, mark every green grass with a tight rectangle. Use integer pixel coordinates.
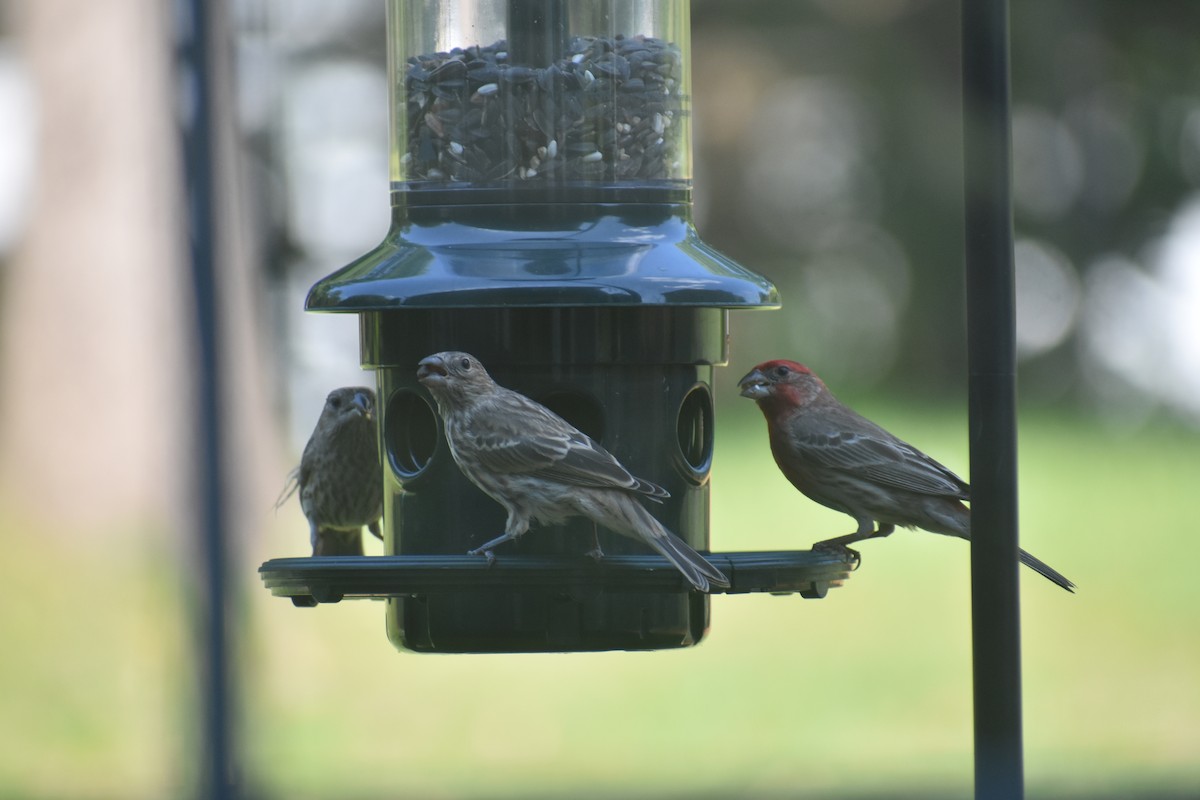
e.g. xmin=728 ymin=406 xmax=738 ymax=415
xmin=1 ymin=407 xmax=1198 ymax=798
xmin=0 ymin=521 xmax=188 ymax=798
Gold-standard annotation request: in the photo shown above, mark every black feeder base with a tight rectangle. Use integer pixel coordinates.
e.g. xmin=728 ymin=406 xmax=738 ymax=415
xmin=258 ymin=549 xmax=858 ymax=654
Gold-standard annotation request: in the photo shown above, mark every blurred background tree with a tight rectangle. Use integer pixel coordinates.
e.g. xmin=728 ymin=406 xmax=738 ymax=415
xmin=690 ymin=0 xmax=1200 ymax=421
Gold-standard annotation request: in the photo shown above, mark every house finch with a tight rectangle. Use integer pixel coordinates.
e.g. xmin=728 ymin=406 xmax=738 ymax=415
xmin=278 ymin=387 xmax=383 ymax=556
xmin=416 ymin=351 xmax=730 ymax=592
xmin=738 ymin=360 xmax=1074 ymax=592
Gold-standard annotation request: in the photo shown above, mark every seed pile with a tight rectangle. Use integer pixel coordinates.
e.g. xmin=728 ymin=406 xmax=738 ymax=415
xmin=403 ymin=34 xmax=686 ymax=185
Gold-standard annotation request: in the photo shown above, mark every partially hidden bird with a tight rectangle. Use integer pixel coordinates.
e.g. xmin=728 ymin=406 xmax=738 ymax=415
xmin=416 ymin=351 xmax=730 ymax=592
xmin=278 ymin=386 xmax=383 ymax=556
xmin=738 ymin=360 xmax=1074 ymax=592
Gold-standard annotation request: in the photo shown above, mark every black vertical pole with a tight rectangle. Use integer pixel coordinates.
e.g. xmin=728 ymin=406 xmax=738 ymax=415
xmin=179 ymin=0 xmax=237 ymax=797
xmin=962 ymin=1 xmax=1024 ymax=799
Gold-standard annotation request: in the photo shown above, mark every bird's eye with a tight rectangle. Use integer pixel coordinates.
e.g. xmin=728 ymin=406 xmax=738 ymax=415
xmin=774 ymin=365 xmax=790 ymax=378
xmin=459 ymin=357 xmax=471 ymax=371
xmin=329 ymin=396 xmax=343 ymax=409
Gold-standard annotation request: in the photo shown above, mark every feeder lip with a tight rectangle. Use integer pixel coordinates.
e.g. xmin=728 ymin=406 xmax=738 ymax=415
xmin=304 ymin=202 xmax=780 ymax=311
xmin=259 ymin=549 xmax=857 ymax=606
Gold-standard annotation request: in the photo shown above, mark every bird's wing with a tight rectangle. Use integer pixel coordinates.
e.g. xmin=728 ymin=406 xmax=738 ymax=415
xmin=793 ymin=424 xmax=969 ymax=498
xmin=464 ymin=390 xmax=668 ymax=498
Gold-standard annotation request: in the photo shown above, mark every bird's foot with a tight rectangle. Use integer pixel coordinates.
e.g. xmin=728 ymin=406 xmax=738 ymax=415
xmin=467 ymin=546 xmax=497 ymax=566
xmin=585 ymin=523 xmax=604 ymax=562
xmin=813 ymin=539 xmax=861 ymax=566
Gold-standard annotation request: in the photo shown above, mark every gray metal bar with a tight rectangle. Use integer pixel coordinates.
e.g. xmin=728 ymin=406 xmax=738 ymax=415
xmin=962 ymin=1 xmax=1024 ymax=798
xmin=179 ymin=0 xmax=237 ymax=795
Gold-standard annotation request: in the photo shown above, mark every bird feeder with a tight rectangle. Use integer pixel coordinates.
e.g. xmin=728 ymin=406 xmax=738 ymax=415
xmin=260 ymin=0 xmax=856 ymax=653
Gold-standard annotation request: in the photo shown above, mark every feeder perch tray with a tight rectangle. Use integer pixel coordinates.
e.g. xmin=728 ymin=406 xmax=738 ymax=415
xmin=259 ymin=549 xmax=858 ymax=607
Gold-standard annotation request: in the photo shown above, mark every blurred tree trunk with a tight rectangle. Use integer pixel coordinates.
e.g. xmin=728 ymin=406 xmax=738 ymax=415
xmin=0 ymin=0 xmax=280 ymax=543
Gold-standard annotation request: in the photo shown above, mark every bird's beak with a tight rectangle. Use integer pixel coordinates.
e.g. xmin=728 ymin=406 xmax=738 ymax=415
xmin=417 ymin=355 xmax=447 ymax=385
xmin=738 ymin=368 xmax=771 ymax=400
xmin=351 ymin=390 xmax=373 ymax=420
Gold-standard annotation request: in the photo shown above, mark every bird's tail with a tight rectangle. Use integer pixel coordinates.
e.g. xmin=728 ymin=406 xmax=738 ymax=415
xmin=1019 ymin=548 xmax=1076 ymax=593
xmin=275 ymin=466 xmax=300 ymax=510
xmin=616 ymin=498 xmax=730 ymax=592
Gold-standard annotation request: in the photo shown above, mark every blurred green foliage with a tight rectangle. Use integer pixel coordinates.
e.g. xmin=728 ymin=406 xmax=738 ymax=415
xmin=692 ymin=0 xmax=1200 ymax=419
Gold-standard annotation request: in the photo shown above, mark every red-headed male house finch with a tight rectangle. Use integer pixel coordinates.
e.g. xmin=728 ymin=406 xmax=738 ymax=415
xmin=278 ymin=387 xmax=383 ymax=556
xmin=738 ymin=360 xmax=1074 ymax=592
xmin=416 ymin=351 xmax=730 ymax=592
